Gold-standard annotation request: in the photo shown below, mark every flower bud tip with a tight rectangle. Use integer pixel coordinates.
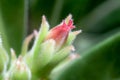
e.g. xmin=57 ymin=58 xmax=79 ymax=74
xmin=73 ymin=29 xmax=82 ymax=35
xmin=10 ymin=48 xmax=16 ymax=57
xmin=42 ymin=15 xmax=47 ymax=24
xmin=33 ymin=30 xmax=38 ymax=37
xmin=65 ymin=14 xmax=72 ymax=24
xmin=27 ymin=33 xmax=34 ymax=41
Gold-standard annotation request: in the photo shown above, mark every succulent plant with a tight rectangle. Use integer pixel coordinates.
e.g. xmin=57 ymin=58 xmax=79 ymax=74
xmin=0 ymin=0 xmax=120 ymax=80
xmin=0 ymin=15 xmax=81 ymax=80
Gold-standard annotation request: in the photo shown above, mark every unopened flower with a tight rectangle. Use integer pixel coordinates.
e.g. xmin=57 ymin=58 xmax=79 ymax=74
xmin=8 ymin=56 xmax=31 ymax=80
xmin=45 ymin=14 xmax=75 ymax=50
xmin=24 ymin=14 xmax=81 ymax=78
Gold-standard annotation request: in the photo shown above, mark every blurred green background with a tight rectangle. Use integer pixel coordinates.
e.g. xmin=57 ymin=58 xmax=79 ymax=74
xmin=0 ymin=0 xmax=120 ymax=80
xmin=0 ymin=0 xmax=120 ymax=54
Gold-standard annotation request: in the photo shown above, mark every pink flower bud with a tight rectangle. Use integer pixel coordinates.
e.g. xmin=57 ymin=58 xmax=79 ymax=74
xmin=45 ymin=15 xmax=75 ymax=49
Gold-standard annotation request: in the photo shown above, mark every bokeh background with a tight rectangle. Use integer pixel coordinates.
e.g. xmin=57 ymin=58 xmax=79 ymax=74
xmin=0 ymin=0 xmax=120 ymax=54
xmin=0 ymin=0 xmax=120 ymax=80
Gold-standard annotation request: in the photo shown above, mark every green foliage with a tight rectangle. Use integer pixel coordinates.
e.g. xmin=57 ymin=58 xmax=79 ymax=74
xmin=52 ymin=32 xmax=120 ymax=80
xmin=0 ymin=0 xmax=120 ymax=80
xmin=0 ymin=0 xmax=25 ymax=54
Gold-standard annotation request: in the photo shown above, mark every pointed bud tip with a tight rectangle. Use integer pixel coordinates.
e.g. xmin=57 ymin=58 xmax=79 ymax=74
xmin=10 ymin=48 xmax=16 ymax=57
xmin=66 ymin=14 xmax=72 ymax=20
xmin=33 ymin=30 xmax=38 ymax=37
xmin=25 ymin=33 xmax=34 ymax=43
xmin=73 ymin=29 xmax=82 ymax=35
xmin=65 ymin=14 xmax=72 ymax=25
xmin=42 ymin=15 xmax=47 ymax=24
xmin=41 ymin=15 xmax=49 ymax=28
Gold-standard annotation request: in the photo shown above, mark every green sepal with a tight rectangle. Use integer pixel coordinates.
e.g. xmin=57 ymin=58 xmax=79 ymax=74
xmin=31 ymin=39 xmax=55 ymax=74
xmin=10 ymin=48 xmax=17 ymax=64
xmin=35 ymin=46 xmax=73 ymax=78
xmin=32 ymin=16 xmax=49 ymax=56
xmin=50 ymin=45 xmax=73 ymax=64
xmin=24 ymin=52 xmax=33 ymax=70
xmin=65 ymin=30 xmax=82 ymax=46
xmin=21 ymin=33 xmax=34 ymax=56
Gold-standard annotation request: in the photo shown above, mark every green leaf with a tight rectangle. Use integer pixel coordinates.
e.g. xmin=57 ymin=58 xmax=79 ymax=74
xmin=53 ymin=32 xmax=120 ymax=80
xmin=31 ymin=39 xmax=55 ymax=78
xmin=79 ymin=0 xmax=120 ymax=33
xmin=50 ymin=46 xmax=73 ymax=65
xmin=0 ymin=0 xmax=26 ymax=54
xmin=0 ymin=6 xmax=10 ymax=51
